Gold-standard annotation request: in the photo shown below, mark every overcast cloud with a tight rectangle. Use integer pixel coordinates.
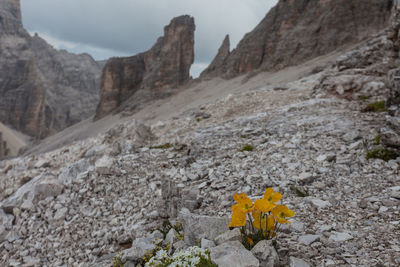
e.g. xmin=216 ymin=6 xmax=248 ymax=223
xmin=20 ymin=0 xmax=277 ymax=77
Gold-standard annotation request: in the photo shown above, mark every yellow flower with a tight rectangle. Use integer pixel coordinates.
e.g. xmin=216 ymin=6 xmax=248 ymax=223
xmin=247 ymin=237 xmax=254 ymax=246
xmin=254 ymin=199 xmax=276 ymax=213
xmin=254 ymin=188 xmax=282 ymax=213
xmin=252 ymin=209 xmax=275 ymax=230
xmin=263 ymin=187 xmax=282 ymax=203
xmin=272 ymin=205 xmax=295 ymax=224
xmin=233 ymin=193 xmax=255 ymax=213
xmin=229 ymin=204 xmax=247 ymax=227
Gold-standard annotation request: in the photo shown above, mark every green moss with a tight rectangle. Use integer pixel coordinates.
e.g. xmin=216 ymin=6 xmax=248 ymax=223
xmin=358 ymin=95 xmax=371 ymax=101
xmin=374 ymin=134 xmax=381 ymax=145
xmin=196 ymin=117 xmax=202 ymax=122
xmin=198 ymin=258 xmax=218 ymax=267
xmin=239 ymin=144 xmax=254 ymax=152
xmin=150 ymin=143 xmax=171 ymax=149
xmin=361 ymin=101 xmax=387 ymax=113
xmin=240 ymin=134 xmax=248 ymax=139
xmin=366 ymin=148 xmax=398 ymax=162
xmin=112 ymin=253 xmax=124 ymax=267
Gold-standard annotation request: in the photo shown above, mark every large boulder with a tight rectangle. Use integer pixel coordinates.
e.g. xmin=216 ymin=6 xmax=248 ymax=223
xmin=210 ymin=241 xmax=259 ymax=267
xmin=178 ymin=209 xmax=230 ymax=246
xmin=1 ymin=172 xmax=63 ymax=212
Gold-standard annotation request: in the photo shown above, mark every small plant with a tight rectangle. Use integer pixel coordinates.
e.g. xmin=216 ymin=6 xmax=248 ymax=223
xmin=240 ymin=134 xmax=248 ymax=139
xmin=145 ymin=246 xmax=216 ymax=267
xmin=228 ymin=188 xmax=294 ymax=250
xmin=366 ymin=148 xmax=398 ymax=162
xmin=374 ymin=133 xmax=381 ymax=145
xmin=155 ymin=220 xmax=183 ymax=239
xmin=150 ymin=143 xmax=172 ymax=149
xmin=112 ymin=252 xmax=124 ymax=267
xmin=176 ymin=232 xmax=185 ymax=241
xmin=361 ymin=101 xmax=387 ymax=113
xmin=196 ymin=117 xmax=202 ymax=122
xmin=239 ymin=144 xmax=254 ymax=152
xmin=358 ymin=95 xmax=370 ymax=101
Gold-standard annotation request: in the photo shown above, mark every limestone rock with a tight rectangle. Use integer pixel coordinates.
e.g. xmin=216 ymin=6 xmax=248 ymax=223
xmin=121 ymin=238 xmax=156 ymax=262
xmin=298 ymin=234 xmax=320 ymax=246
xmin=201 ymin=0 xmax=392 ymax=79
xmin=250 ymin=240 xmax=279 ymax=267
xmin=0 ymin=0 xmax=101 ymax=139
xmin=0 ymin=132 xmax=9 ymax=160
xmin=388 ymin=67 xmax=400 ymax=107
xmin=210 ymin=241 xmax=259 ymax=267
xmin=178 ymin=209 xmax=230 ymax=246
xmin=94 ymin=15 xmax=195 ymax=120
xmin=289 ymin=257 xmax=311 ymax=267
xmin=200 ymin=35 xmax=230 ymax=79
xmin=328 ymin=231 xmax=353 ymax=242
xmin=214 ymin=228 xmax=241 ymax=245
xmin=1 ymin=173 xmax=63 ymax=212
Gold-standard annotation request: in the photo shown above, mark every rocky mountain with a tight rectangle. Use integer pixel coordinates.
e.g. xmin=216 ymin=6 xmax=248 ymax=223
xmin=199 ymin=34 xmax=230 ymax=79
xmin=94 ymin=15 xmax=195 ymax=120
xmin=0 ymin=0 xmax=102 ymax=140
xmin=201 ymin=0 xmax=393 ymax=79
xmin=1 ymin=1 xmax=400 ymax=266
xmin=0 ymin=133 xmax=8 ymax=159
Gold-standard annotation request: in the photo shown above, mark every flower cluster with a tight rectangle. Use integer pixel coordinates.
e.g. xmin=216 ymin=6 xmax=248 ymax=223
xmin=145 ymin=246 xmax=216 ymax=267
xmin=229 ymin=188 xmax=294 ymax=245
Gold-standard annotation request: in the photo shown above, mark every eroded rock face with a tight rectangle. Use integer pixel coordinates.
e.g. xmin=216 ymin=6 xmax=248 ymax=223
xmin=94 ymin=15 xmax=195 ymax=120
xmin=0 ymin=0 xmax=102 ymax=139
xmin=0 ymin=132 xmax=8 ymax=159
xmin=200 ymin=35 xmax=230 ymax=79
xmin=202 ymin=0 xmax=393 ymax=79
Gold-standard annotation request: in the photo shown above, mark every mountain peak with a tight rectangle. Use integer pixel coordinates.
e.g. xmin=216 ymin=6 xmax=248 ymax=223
xmin=0 ymin=0 xmax=23 ymax=35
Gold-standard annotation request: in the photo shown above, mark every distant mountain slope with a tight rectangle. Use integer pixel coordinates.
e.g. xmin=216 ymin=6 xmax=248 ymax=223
xmin=0 ymin=0 xmax=102 ymax=139
xmin=201 ymin=0 xmax=393 ymax=79
xmin=94 ymin=15 xmax=195 ymax=120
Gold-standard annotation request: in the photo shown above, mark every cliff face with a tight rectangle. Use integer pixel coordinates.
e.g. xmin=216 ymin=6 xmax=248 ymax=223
xmin=201 ymin=0 xmax=393 ymax=79
xmin=94 ymin=15 xmax=195 ymax=120
xmin=199 ymin=35 xmax=230 ymax=79
xmin=0 ymin=0 xmax=101 ymax=139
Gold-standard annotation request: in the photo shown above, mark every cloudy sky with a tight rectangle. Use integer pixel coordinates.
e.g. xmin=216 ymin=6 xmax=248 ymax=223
xmin=20 ymin=0 xmax=278 ymax=77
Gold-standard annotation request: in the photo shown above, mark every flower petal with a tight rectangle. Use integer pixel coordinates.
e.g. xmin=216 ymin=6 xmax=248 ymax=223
xmin=270 ymin=192 xmax=282 ymax=203
xmin=263 ymin=188 xmax=274 ymax=199
xmin=255 ymin=199 xmax=276 ymax=213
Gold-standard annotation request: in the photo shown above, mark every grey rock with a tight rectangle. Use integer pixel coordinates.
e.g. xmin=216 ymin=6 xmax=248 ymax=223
xmin=58 ymin=159 xmax=90 ymax=185
xmin=306 ymin=197 xmax=332 ymax=209
xmin=0 ymin=1 xmax=101 ymax=140
xmin=215 ymin=228 xmax=242 ymax=245
xmin=298 ymin=235 xmax=320 ymax=246
xmin=163 ymin=228 xmax=178 ymax=246
xmin=342 ymin=130 xmax=361 ymax=142
xmin=328 ymin=232 xmax=353 ymax=242
xmin=122 ymin=237 xmax=156 ymax=261
xmin=147 ymin=230 xmax=164 ymax=245
xmin=1 ymin=173 xmax=63 ymax=212
xmin=201 ymin=238 xmax=216 ymax=249
xmin=53 ymin=207 xmax=68 ymax=222
xmin=297 ymin=172 xmax=314 ymax=184
xmin=289 ymin=257 xmax=311 ymax=267
xmin=95 ymin=156 xmax=114 ymax=175
xmin=178 ymin=209 xmax=230 ymax=245
xmin=250 ymin=240 xmax=279 ymax=267
xmin=210 ymin=241 xmax=259 ymax=267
